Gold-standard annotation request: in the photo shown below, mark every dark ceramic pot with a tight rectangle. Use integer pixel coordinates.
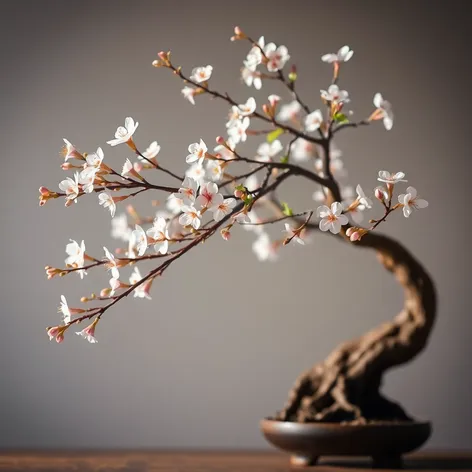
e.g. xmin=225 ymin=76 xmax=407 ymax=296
xmin=260 ymin=418 xmax=431 ymax=467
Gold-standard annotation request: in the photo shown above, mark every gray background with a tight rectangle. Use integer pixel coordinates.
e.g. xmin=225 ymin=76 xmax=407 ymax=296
xmin=1 ymin=0 xmax=471 ymax=450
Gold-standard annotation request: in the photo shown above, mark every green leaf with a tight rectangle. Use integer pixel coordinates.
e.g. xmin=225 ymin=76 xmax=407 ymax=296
xmin=267 ymin=128 xmax=284 ymax=143
xmin=243 ymin=195 xmax=253 ymax=205
xmin=333 ymin=112 xmax=349 ymax=124
xmin=235 ymin=184 xmax=246 ymax=192
xmin=281 ymin=202 xmax=293 ymax=217
xmin=280 ymin=155 xmax=289 ymax=164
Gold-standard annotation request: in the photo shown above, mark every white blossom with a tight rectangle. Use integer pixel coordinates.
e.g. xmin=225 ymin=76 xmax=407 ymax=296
xmin=398 ymin=187 xmax=428 ymax=217
xmin=277 ymin=100 xmax=302 ymax=122
xmin=75 ymin=319 xmax=98 ymax=343
xmin=321 ymin=46 xmax=354 ymax=63
xmin=246 ymin=36 xmax=264 ymax=68
xmin=146 ymin=217 xmax=169 ymax=254
xmin=65 ymin=239 xmax=86 ymax=279
xmin=237 ymin=97 xmax=256 ymax=116
xmin=190 ymin=65 xmax=213 ymax=83
xmin=205 ymin=160 xmax=223 ymax=182
xmin=185 ymin=163 xmax=206 ymax=185
xmin=58 ymin=295 xmax=72 ymax=324
xmin=284 ymin=223 xmax=305 ymax=245
xmin=227 ymin=117 xmax=250 ymax=144
xmin=242 ymin=63 xmax=262 ymax=90
xmin=317 ymin=202 xmax=348 ymax=234
xmin=377 ymin=171 xmax=407 ymax=184
xmin=182 ymin=86 xmax=196 ymax=105
xmin=107 ymin=117 xmax=139 ymax=146
xmin=103 ymin=246 xmax=120 ymax=279
xmin=84 ymin=147 xmax=104 ymax=168
xmin=98 ymin=192 xmax=116 ymax=217
xmin=179 ymin=206 xmax=202 ymax=229
xmin=304 ymin=109 xmax=324 ymax=132
xmin=252 ymin=232 xmax=277 ymax=261
xmin=291 ymin=138 xmax=317 ymax=162
xmin=373 ymin=93 xmax=394 ymax=130
xmin=121 ymin=158 xmax=135 ymax=177
xmin=130 ymin=225 xmax=147 ymax=256
xmin=79 ymin=167 xmax=98 ymax=194
xmin=186 ymin=139 xmax=208 ymax=165
xmin=321 ymin=84 xmax=350 ymax=103
xmin=210 ymin=197 xmax=236 ymax=222
xmin=139 ymin=141 xmax=161 ymax=161
xmin=256 ymin=140 xmax=283 ymax=162
xmin=59 ymin=172 xmax=80 ymax=203
xmin=111 ymin=213 xmax=132 ymax=242
xmin=264 ymin=43 xmax=290 ymax=72
xmin=356 ymin=185 xmax=373 ymax=209
xmin=129 ymin=267 xmax=152 ymax=300
xmin=166 ymin=193 xmax=184 ymax=214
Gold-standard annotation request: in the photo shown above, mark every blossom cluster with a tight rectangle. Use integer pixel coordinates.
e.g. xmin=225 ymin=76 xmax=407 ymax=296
xmin=39 ymin=26 xmax=428 ymax=344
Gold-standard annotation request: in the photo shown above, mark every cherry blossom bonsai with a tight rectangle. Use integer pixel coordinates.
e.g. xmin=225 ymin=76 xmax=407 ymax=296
xmin=40 ymin=27 xmax=435 ymax=462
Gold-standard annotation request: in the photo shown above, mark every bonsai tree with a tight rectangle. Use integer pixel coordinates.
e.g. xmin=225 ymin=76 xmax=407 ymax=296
xmin=39 ymin=27 xmax=434 ymax=426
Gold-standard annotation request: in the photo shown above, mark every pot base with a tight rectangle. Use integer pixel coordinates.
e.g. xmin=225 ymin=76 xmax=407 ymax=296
xmin=261 ymin=418 xmax=431 ymax=468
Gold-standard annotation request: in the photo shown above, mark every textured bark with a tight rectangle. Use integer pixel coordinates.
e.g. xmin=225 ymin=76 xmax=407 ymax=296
xmin=276 ymin=231 xmax=436 ymax=423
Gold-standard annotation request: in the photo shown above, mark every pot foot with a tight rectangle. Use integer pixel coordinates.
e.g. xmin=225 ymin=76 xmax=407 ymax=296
xmin=372 ymin=455 xmax=403 ymax=469
xmin=290 ymin=455 xmax=319 ymax=467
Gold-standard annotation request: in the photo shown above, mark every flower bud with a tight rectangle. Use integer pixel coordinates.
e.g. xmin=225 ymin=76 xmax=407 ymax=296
xmin=216 ymin=136 xmax=226 ymax=145
xmin=375 ymin=187 xmax=386 ymax=201
xmin=100 ymin=287 xmax=112 ymax=297
xmin=349 ymin=231 xmax=360 ymax=242
xmin=61 ymin=162 xmax=73 ymax=170
xmin=39 ymin=186 xmax=51 ymax=196
xmin=346 ymin=227 xmax=356 ymax=237
xmin=268 ymin=94 xmax=281 ymax=107
xmin=220 ymin=228 xmax=231 ymax=241
xmin=234 ymin=189 xmax=244 ymax=199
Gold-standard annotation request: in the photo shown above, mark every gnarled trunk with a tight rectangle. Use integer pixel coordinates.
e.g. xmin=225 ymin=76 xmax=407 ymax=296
xmin=276 ymin=231 xmax=436 ymax=423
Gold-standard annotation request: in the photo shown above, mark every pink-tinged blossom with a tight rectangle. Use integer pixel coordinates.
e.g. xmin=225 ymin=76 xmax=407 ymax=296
xmin=190 ymin=65 xmax=213 ymax=83
xmin=103 ymin=246 xmax=120 ymax=279
xmin=304 ymin=109 xmax=324 ymax=132
xmin=65 ymin=239 xmax=86 ymax=279
xmin=47 ymin=326 xmax=66 ymax=343
xmin=210 ymin=197 xmax=236 ymax=222
xmin=263 ymin=43 xmax=290 ymax=72
xmin=76 ymin=318 xmax=99 ymax=344
xmin=377 ymin=171 xmax=407 ymax=184
xmin=62 ymin=138 xmax=83 ymax=161
xmin=398 ymin=186 xmax=428 ymax=218
xmin=146 ymin=217 xmax=169 ymax=254
xmin=98 ymin=192 xmax=116 ymax=217
xmin=277 ymin=100 xmax=302 ymax=122
xmin=196 ymin=182 xmax=221 ymax=209
xmin=186 ymin=139 xmax=208 ymax=165
xmin=321 ymin=45 xmax=354 ymax=63
xmin=256 ymin=140 xmax=283 ymax=162
xmin=175 ymin=177 xmax=199 ymax=204
xmin=59 ymin=172 xmax=80 ymax=204
xmin=317 ymin=202 xmax=348 ymax=234
xmin=227 ymin=117 xmax=250 ymax=144
xmin=107 ymin=117 xmax=139 ymax=147
xmin=373 ymin=93 xmax=394 ymax=130
xmin=179 ymin=206 xmax=202 ymax=229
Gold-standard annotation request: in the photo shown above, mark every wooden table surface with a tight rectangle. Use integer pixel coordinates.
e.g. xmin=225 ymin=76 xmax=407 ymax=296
xmin=1 ymin=451 xmax=471 ymax=472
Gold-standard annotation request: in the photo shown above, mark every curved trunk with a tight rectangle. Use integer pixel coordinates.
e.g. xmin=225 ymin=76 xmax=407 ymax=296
xmin=276 ymin=231 xmax=437 ymax=423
